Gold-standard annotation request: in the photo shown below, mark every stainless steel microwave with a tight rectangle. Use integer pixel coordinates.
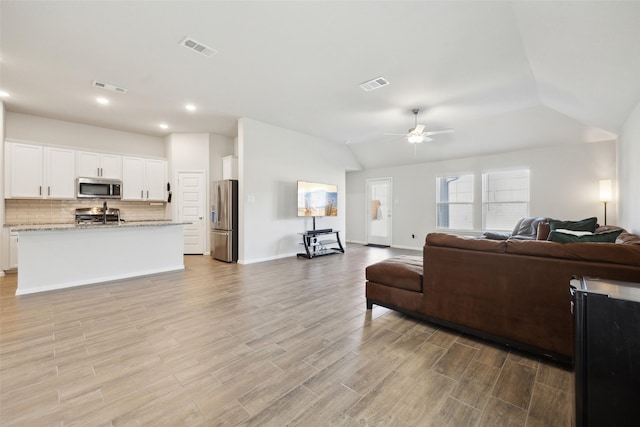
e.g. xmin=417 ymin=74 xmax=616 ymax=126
xmin=76 ymin=177 xmax=122 ymax=199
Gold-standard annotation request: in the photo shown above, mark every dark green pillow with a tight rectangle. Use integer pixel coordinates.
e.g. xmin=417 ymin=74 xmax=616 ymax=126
xmin=547 ymin=229 xmax=623 ymax=243
xmin=548 ymin=217 xmax=598 ymax=232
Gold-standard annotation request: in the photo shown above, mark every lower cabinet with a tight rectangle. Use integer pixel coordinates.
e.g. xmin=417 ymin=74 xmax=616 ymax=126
xmin=9 ymin=230 xmax=19 ymax=270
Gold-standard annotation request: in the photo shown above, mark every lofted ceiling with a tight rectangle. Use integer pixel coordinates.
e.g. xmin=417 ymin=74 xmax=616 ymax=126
xmin=1 ymin=1 xmax=638 ymax=169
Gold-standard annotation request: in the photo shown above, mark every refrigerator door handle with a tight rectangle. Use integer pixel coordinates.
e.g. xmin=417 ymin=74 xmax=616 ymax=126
xmin=216 ymin=183 xmax=221 ymax=229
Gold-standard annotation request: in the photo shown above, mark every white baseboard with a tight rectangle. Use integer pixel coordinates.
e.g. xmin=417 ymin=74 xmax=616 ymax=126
xmin=15 ymin=265 xmax=185 ymax=296
xmin=346 ymin=240 xmax=367 ymax=245
xmin=390 ymin=244 xmax=423 ymax=251
xmin=239 ymin=251 xmax=298 ymax=265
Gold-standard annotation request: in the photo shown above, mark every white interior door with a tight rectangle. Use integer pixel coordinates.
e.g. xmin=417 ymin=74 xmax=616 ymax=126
xmin=367 ymin=178 xmax=392 ymax=246
xmin=177 ymin=171 xmax=205 ymax=254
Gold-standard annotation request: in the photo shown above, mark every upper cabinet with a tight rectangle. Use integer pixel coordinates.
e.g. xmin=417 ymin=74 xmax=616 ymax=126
xmin=4 ymin=142 xmax=75 ymax=199
xmin=5 ymin=142 xmax=43 ymax=198
xmin=122 ymin=156 xmax=167 ymax=201
xmin=77 ymin=151 xmax=122 ymax=179
xmin=45 ymin=147 xmax=76 ymax=198
xmin=145 ymin=159 xmax=168 ymax=201
xmin=222 ymin=155 xmax=238 ymax=180
xmin=5 ymin=140 xmax=167 ymax=201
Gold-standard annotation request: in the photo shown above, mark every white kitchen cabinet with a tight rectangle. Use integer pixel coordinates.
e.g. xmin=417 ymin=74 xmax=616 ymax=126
xmin=76 ymin=151 xmax=122 ymax=179
xmin=222 ymin=155 xmax=238 ymax=180
xmin=122 ymin=157 xmax=145 ymax=200
xmin=9 ymin=231 xmax=19 ymax=270
xmin=44 ymin=147 xmax=76 ymax=199
xmin=4 ymin=142 xmax=75 ymax=199
xmin=5 ymin=142 xmax=43 ymax=198
xmin=145 ymin=159 xmax=167 ymax=201
xmin=122 ymin=156 xmax=167 ymax=201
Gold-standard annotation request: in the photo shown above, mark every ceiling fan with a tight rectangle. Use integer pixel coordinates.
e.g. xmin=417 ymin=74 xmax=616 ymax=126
xmin=385 ymin=108 xmax=454 ymax=143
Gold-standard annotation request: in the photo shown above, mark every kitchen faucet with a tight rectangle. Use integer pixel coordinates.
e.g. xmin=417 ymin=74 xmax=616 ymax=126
xmin=103 ymin=201 xmax=108 ymax=224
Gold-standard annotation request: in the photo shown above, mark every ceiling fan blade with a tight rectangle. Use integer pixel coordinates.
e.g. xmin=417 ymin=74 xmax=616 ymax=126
xmin=384 ymin=132 xmax=409 ymax=136
xmin=414 ymin=124 xmax=425 ymax=134
xmin=423 ymin=136 xmax=434 ymax=143
xmin=423 ymin=128 xmax=454 ymax=136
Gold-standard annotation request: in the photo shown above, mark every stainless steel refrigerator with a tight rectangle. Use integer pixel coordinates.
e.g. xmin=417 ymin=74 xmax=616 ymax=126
xmin=211 ymin=179 xmax=238 ymax=262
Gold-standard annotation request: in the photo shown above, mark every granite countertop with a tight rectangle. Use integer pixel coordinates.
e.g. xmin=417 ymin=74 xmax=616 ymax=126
xmin=9 ymin=221 xmax=190 ymax=232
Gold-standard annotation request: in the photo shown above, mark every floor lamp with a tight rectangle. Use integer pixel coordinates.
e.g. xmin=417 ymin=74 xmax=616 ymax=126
xmin=599 ymin=180 xmax=612 ymax=225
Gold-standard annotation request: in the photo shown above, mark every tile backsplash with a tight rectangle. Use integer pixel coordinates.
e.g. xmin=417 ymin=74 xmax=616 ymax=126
xmin=5 ymin=199 xmax=168 ymax=225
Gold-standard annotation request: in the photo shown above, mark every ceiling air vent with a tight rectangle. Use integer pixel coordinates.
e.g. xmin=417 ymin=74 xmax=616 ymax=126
xmin=359 ymin=77 xmax=390 ymax=92
xmin=92 ymin=81 xmax=127 ymax=93
xmin=181 ymin=37 xmax=217 ymax=57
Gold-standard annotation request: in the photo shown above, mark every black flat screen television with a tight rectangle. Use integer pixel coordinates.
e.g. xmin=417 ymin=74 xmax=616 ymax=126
xmin=297 ymin=181 xmax=338 ymax=217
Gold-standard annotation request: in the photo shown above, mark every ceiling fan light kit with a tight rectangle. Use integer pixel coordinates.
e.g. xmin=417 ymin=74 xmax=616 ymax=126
xmin=384 ymin=108 xmax=454 ymax=145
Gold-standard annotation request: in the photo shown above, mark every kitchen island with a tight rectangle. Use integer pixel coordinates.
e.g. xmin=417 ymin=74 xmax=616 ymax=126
xmin=12 ymin=221 xmax=187 ymax=295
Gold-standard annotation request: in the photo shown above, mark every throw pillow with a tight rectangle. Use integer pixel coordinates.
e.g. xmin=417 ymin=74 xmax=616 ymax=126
xmin=511 ymin=217 xmax=549 ymax=238
xmin=547 ymin=228 xmax=623 ymax=243
xmin=536 ymin=222 xmax=550 ymax=240
xmin=548 ymin=217 xmax=598 ymax=232
xmin=482 ymin=231 xmax=511 ymax=240
xmin=510 ymin=218 xmax=525 ymax=236
xmin=554 ymin=229 xmax=593 ymax=237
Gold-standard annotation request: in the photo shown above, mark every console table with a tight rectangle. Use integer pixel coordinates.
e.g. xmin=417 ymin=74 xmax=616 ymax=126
xmin=572 ymin=277 xmax=640 ymax=427
xmin=297 ymin=230 xmax=344 ymax=259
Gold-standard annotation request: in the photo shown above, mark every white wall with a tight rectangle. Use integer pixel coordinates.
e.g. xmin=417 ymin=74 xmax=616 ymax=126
xmin=1 ymin=102 xmax=6 ymax=273
xmin=619 ymin=101 xmax=640 ymax=235
xmin=166 ymin=133 xmax=210 ymax=172
xmin=209 ymin=133 xmax=235 ymax=183
xmin=238 ymin=118 xmax=361 ymax=263
xmin=165 ymin=133 xmax=210 ymax=251
xmin=6 ymin=112 xmax=165 ymax=157
xmin=346 ymin=141 xmax=617 ymax=249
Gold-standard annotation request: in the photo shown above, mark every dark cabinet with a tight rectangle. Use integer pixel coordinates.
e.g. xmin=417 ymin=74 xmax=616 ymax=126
xmin=573 ymin=277 xmax=640 ymax=427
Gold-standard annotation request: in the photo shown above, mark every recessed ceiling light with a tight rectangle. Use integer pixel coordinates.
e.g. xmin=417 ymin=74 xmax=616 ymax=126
xmin=159 ymin=123 xmax=169 ymax=129
xmin=185 ymin=104 xmax=196 ymax=112
xmin=96 ymin=97 xmax=109 ymax=105
xmin=0 ymin=90 xmax=9 ymax=98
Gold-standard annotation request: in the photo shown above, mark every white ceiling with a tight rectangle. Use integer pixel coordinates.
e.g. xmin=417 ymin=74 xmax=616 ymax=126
xmin=1 ymin=1 xmax=639 ymax=169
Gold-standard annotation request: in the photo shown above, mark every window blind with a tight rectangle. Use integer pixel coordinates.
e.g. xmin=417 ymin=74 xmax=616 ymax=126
xmin=436 ymin=174 xmax=473 ymax=230
xmin=482 ymin=170 xmax=530 ymax=230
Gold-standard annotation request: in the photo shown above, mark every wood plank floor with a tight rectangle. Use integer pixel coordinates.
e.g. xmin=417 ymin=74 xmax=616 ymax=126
xmin=0 ymin=244 xmax=574 ymax=426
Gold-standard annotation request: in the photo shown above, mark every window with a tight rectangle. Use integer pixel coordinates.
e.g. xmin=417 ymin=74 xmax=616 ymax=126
xmin=482 ymin=169 xmax=530 ymax=230
xmin=436 ymin=174 xmax=473 ymax=230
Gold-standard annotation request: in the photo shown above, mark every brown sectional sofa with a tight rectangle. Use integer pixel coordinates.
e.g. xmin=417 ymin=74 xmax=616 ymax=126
xmin=365 ymin=230 xmax=640 ymax=363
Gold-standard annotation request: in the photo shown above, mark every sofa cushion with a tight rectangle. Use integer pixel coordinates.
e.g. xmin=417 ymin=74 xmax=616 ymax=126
xmin=426 ymin=233 xmax=507 ymax=253
xmin=548 ymin=229 xmax=623 ymax=243
xmin=618 ymin=232 xmax=640 ymax=245
xmin=506 ymin=239 xmax=640 ymax=267
xmin=593 ymin=226 xmax=640 ymax=245
xmin=365 ymin=255 xmax=423 ymax=292
xmin=549 ymin=217 xmax=598 ymax=232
